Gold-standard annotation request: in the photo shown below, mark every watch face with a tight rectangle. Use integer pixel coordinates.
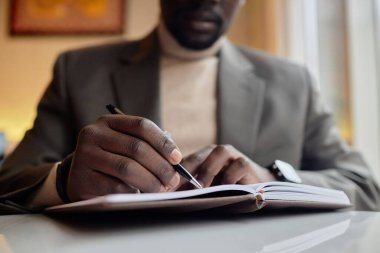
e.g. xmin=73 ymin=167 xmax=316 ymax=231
xmin=275 ymin=160 xmax=302 ymax=183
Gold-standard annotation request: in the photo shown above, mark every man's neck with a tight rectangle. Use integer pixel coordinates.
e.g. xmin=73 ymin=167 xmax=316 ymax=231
xmin=157 ymin=21 xmax=225 ymax=61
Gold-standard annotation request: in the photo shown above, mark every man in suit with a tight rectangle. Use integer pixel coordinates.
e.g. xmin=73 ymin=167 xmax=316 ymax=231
xmin=1 ymin=0 xmax=379 ymax=211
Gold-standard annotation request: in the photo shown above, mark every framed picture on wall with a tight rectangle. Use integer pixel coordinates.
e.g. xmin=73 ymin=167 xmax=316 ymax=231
xmin=10 ymin=0 xmax=125 ymax=35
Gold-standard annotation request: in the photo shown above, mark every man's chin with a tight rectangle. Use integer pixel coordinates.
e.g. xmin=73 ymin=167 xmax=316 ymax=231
xmin=175 ymin=34 xmax=221 ymax=50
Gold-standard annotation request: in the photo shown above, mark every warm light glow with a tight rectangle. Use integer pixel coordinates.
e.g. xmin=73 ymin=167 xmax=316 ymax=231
xmin=0 ymin=0 xmax=158 ymax=146
xmin=0 ymin=116 xmax=34 ymax=143
xmin=0 ymin=235 xmax=14 ymax=253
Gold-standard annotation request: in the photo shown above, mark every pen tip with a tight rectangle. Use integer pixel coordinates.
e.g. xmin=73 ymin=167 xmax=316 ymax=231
xmin=191 ymin=180 xmax=203 ymax=189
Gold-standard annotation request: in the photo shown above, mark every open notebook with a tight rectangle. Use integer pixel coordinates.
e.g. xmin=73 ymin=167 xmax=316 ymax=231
xmin=46 ymin=182 xmax=351 ymax=214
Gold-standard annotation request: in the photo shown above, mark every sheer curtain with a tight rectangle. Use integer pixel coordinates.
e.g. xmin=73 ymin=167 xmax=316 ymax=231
xmin=276 ymin=0 xmax=380 ymax=181
xmin=228 ymin=0 xmax=380 ymax=179
xmin=346 ymin=0 xmax=380 ymax=182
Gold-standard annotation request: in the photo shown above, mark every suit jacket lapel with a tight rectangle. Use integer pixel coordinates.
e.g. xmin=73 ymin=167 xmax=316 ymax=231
xmin=111 ymin=32 xmax=162 ymax=126
xmin=111 ymin=34 xmax=266 ymax=157
xmin=218 ymin=41 xmax=266 ymax=157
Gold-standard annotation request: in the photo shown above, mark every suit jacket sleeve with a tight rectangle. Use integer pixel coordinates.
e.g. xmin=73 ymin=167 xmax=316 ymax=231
xmin=0 ymin=53 xmax=76 ymax=207
xmin=298 ymin=68 xmax=380 ymax=210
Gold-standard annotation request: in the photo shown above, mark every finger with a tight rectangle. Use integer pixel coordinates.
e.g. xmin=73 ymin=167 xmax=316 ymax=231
xmin=68 ymin=168 xmax=138 ymax=201
xmin=222 ymin=157 xmax=254 ymax=185
xmin=94 ymin=128 xmax=180 ymax=189
xmin=82 ymin=147 xmax=166 ymax=193
xmin=196 ymin=145 xmax=240 ymax=188
xmin=181 ymin=145 xmax=216 ymax=174
xmin=98 ymin=115 xmax=183 ymax=164
xmin=171 ymin=145 xmax=215 ymax=191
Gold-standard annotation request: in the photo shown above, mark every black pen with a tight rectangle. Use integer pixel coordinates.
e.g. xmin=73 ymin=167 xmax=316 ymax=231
xmin=106 ymin=104 xmax=203 ymax=189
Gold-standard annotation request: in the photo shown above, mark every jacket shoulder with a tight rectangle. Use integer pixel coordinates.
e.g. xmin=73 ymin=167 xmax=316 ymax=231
xmin=58 ymin=39 xmax=140 ymax=65
xmin=238 ymin=46 xmax=309 ymax=85
xmin=236 ymin=46 xmax=314 ymax=112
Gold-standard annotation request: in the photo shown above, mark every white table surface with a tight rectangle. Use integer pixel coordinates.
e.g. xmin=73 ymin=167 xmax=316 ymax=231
xmin=0 ymin=211 xmax=378 ymax=253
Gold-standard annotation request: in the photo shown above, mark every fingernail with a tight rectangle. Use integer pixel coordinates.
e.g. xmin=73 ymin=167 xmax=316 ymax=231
xmin=168 ymin=173 xmax=180 ymax=189
xmin=170 ymin=149 xmax=182 ymax=164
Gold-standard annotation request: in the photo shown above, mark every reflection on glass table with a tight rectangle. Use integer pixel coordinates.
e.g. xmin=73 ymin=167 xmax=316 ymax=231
xmin=0 ymin=211 xmax=379 ymax=253
xmin=258 ymin=218 xmax=350 ymax=253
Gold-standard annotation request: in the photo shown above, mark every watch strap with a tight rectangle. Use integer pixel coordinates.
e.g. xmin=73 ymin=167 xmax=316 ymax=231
xmin=267 ymin=160 xmax=302 ymax=183
xmin=267 ymin=161 xmax=287 ymax=181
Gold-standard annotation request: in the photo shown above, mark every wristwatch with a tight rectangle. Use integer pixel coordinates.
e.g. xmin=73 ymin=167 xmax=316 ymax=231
xmin=266 ymin=160 xmax=302 ymax=183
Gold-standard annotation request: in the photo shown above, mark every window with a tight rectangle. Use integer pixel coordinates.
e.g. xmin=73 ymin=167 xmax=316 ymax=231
xmin=229 ymin=0 xmax=380 ymax=180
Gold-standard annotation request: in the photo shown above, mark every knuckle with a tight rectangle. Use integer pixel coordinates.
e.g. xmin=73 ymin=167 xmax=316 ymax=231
xmin=221 ymin=144 xmax=235 ymax=152
xmin=200 ymin=166 xmax=216 ymax=178
xmin=114 ymin=159 xmax=131 ymax=178
xmin=160 ymin=133 xmax=175 ymax=151
xmin=97 ymin=115 xmax=109 ymax=124
xmin=127 ymin=138 xmax=144 ymax=156
xmin=80 ymin=125 xmax=98 ymax=140
xmin=236 ymin=157 xmax=247 ymax=168
xmin=135 ymin=117 xmax=154 ymax=131
xmin=157 ymin=163 xmax=173 ymax=182
xmin=225 ymin=144 xmax=234 ymax=150
xmin=215 ymin=145 xmax=228 ymax=154
xmin=188 ymin=153 xmax=203 ymax=163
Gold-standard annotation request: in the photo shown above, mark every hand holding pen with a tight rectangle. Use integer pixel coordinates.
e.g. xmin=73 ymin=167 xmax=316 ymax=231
xmin=64 ymin=104 xmax=201 ymax=202
xmin=106 ymin=104 xmax=202 ymax=189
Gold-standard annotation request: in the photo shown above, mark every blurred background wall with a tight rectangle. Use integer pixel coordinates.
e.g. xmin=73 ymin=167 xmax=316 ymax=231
xmin=0 ymin=0 xmax=160 ymax=144
xmin=0 ymin=0 xmax=379 ymax=180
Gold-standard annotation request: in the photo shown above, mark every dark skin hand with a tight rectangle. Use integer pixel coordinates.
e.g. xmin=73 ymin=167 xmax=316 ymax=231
xmin=175 ymin=145 xmax=276 ymax=191
xmin=67 ymin=115 xmax=275 ymax=201
xmin=65 ymin=0 xmax=271 ymax=201
xmin=67 ymin=115 xmax=182 ymax=201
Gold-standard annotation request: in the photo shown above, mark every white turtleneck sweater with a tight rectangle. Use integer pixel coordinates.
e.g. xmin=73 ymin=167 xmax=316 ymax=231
xmin=29 ymin=23 xmax=224 ymax=207
xmin=158 ymin=22 xmax=224 ymax=156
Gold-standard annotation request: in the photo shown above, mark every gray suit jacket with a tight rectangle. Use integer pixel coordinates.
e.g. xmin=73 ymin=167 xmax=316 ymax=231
xmin=1 ymin=33 xmax=379 ymax=211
